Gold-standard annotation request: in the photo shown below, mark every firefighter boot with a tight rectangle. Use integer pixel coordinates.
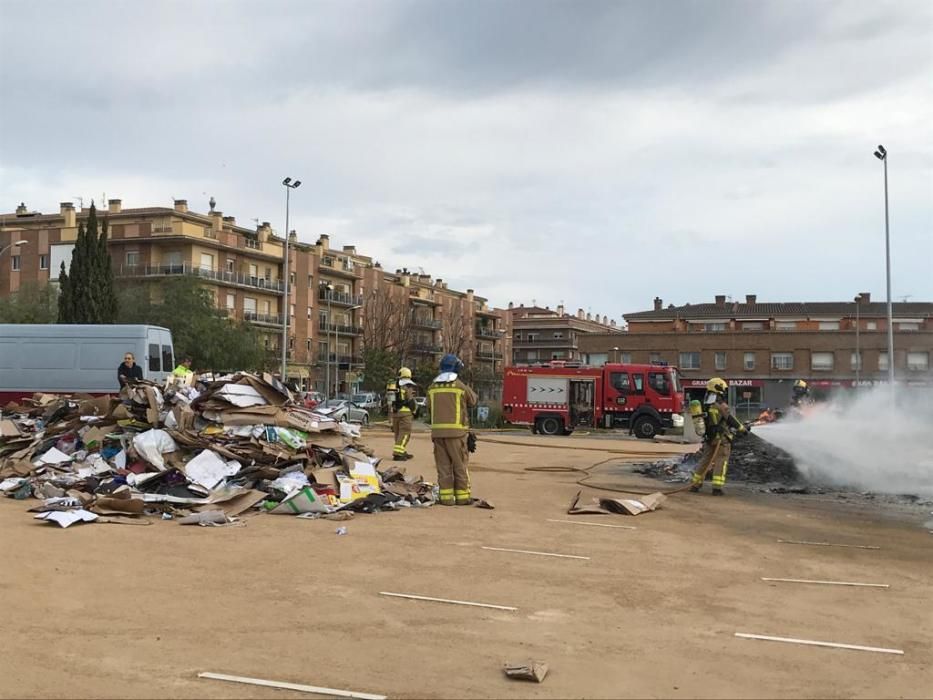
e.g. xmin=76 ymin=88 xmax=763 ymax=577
xmin=711 ymin=488 xmax=724 ymax=496
xmin=689 ymin=484 xmax=701 ymax=493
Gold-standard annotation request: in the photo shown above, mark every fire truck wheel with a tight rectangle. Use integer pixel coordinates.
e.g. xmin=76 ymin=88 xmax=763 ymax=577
xmin=633 ymin=416 xmax=660 ymax=439
xmin=537 ymin=416 xmax=563 ymax=436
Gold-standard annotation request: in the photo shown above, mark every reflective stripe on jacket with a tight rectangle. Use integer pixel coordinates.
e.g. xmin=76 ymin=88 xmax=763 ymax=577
xmin=428 ymin=378 xmax=478 ymax=438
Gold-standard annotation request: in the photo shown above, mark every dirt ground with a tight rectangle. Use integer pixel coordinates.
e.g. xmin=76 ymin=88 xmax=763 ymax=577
xmin=1 ymin=429 xmax=930 ymax=699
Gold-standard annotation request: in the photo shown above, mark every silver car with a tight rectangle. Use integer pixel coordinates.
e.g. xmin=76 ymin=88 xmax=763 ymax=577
xmin=318 ymin=399 xmax=370 ymax=426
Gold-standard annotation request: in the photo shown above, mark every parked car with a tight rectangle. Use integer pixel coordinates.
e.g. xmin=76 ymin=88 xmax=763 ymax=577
xmin=414 ymin=396 xmax=427 ymax=418
xmin=317 ymin=399 xmax=370 ymax=425
xmin=351 ymin=392 xmax=380 ymax=411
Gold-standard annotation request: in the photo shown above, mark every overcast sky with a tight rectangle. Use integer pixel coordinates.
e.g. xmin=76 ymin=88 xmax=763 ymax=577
xmin=1 ymin=0 xmax=930 ymax=320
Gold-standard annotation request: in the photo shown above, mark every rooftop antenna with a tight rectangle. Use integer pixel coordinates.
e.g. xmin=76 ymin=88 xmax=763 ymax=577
xmin=898 ymin=295 xmax=912 ymax=302
xmin=73 ymin=196 xmax=84 ymax=209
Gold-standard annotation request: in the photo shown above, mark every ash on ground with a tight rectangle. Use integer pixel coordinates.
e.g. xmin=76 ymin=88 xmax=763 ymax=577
xmin=634 ymin=435 xmax=801 ymax=486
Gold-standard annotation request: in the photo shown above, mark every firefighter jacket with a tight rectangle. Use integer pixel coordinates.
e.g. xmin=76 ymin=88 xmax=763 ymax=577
xmin=395 ymin=385 xmax=416 ymax=414
xmin=427 ymin=378 xmax=478 ymax=438
xmin=704 ymin=401 xmax=745 ymax=444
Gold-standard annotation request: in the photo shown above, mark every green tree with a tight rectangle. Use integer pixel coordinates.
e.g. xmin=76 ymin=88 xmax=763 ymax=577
xmin=58 ymin=202 xmax=117 ymax=323
xmin=116 ymin=277 xmax=267 ymax=372
xmin=0 ymin=282 xmax=59 ymax=323
xmin=360 ymin=347 xmax=399 ymax=393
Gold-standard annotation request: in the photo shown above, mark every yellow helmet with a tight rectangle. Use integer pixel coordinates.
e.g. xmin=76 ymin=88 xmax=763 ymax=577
xmin=706 ymin=377 xmax=728 ymax=395
xmin=794 ymin=379 xmax=808 ymax=390
xmin=398 ymin=367 xmax=412 ymax=380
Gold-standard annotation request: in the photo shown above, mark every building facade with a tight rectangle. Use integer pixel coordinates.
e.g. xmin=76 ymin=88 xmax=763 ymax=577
xmin=1 ymin=199 xmax=509 ymax=394
xmin=578 ymin=294 xmax=933 ymax=411
xmin=503 ymin=303 xmax=618 ymax=365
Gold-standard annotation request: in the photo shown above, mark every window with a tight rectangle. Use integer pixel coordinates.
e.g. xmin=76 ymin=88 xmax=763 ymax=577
xmin=306 ymin=339 xmax=312 ymax=351
xmin=161 ymin=345 xmax=174 ymax=372
xmin=776 ymin=321 xmax=796 ymax=331
xmin=307 ymin=306 xmax=312 ymax=320
xmin=898 ymin=322 xmax=920 ymax=331
xmin=225 ymin=293 xmax=235 ymax=310
xmin=818 ymin=321 xmax=840 ymax=331
xmin=290 ymin=303 xmax=295 ymax=317
xmin=551 ymin=351 xmax=566 ymax=359
xmin=907 ymin=352 xmax=929 ymax=371
xmin=811 ymin=352 xmax=834 ymax=371
xmin=610 ymin=372 xmax=630 ymax=392
xmin=39 ymin=254 xmax=48 ymax=270
xmin=715 ymin=352 xmax=727 ymax=370
xmin=260 ymin=300 xmax=270 ymax=315
xmin=744 ymin=352 xmax=756 ymax=370
xmin=319 ymin=341 xmax=329 ymax=360
xmin=199 ymin=253 xmax=214 ymax=271
xmin=290 ymin=272 xmax=296 ymax=285
xmin=553 ymin=332 xmax=563 ymax=339
xmin=866 ymin=321 xmax=877 ymax=330
xmin=11 ymin=255 xmax=21 ymax=271
xmin=743 ymin=322 xmax=764 ymax=331
xmin=126 ymin=251 xmax=140 ymax=266
xmin=632 ymin=374 xmax=644 ymax=393
xmin=679 ymin=352 xmax=700 ymax=369
xmin=243 ymin=297 xmax=257 ymax=314
xmin=308 ymin=274 xmax=314 ymax=288
xmin=621 ymin=352 xmax=632 ymax=364
xmin=649 ymin=371 xmax=670 ymax=395
xmin=704 ymin=322 xmax=726 ymax=332
xmin=289 ymin=337 xmax=295 ymax=349
xmin=879 ymin=352 xmax=889 ymax=371
xmin=649 ymin=352 xmax=662 ymax=364
xmin=265 ymin=267 xmax=272 ymax=280
xmin=851 ymin=352 xmax=862 ymax=370
xmin=514 ymin=333 xmax=522 ymax=341
xmin=771 ymin=352 xmax=794 ymax=370
xmin=248 ymin=264 xmax=258 ymax=281
xmin=148 ymin=343 xmax=160 ymax=372
xmin=226 ymin=259 xmax=235 ymax=273
xmin=527 ymin=333 xmax=539 ymax=342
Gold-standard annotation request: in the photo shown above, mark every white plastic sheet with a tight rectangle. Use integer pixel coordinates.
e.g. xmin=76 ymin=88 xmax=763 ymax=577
xmin=132 ymin=429 xmax=178 ymax=471
xmin=184 ymin=450 xmax=241 ymax=490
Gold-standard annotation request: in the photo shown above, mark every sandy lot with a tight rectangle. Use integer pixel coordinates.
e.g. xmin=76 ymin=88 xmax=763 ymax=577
xmin=1 ymin=429 xmax=930 ymax=699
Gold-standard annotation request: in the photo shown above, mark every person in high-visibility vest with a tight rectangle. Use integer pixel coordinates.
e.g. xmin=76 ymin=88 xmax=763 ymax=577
xmin=427 ymin=354 xmax=477 ymax=505
xmin=173 ymin=357 xmax=193 ymax=378
xmin=392 ymin=367 xmax=417 ymax=461
xmin=689 ymin=377 xmax=748 ymax=496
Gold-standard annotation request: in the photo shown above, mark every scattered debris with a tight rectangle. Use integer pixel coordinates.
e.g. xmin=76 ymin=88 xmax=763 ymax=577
xmin=546 ymin=518 xmax=636 ymax=530
xmin=760 ymin=577 xmax=889 ymax=589
xmin=1 ymin=374 xmax=439 ymax=528
xmin=734 ymin=632 xmax=904 ymax=655
xmin=480 ymin=546 xmax=589 ymax=560
xmin=568 ymin=490 xmax=665 ymax=516
xmin=197 ymin=672 xmax=387 ymax=700
xmin=379 ymin=591 xmax=518 ymax=611
xmin=776 ymin=539 xmax=880 ymax=550
xmin=504 ymin=661 xmax=549 ymax=683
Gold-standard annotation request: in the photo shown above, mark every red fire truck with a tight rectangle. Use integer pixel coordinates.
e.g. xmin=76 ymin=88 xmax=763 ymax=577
xmin=502 ymin=362 xmax=685 ymax=438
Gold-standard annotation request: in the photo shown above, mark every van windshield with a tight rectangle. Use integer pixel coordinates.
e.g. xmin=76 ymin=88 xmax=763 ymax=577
xmin=352 ymin=394 xmax=369 ymax=403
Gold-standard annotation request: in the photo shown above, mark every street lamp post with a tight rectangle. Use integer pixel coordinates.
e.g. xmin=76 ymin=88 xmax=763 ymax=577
xmin=873 ymin=146 xmax=894 ymax=388
xmin=0 ymin=239 xmax=28 ymax=259
xmin=854 ymin=295 xmax=861 ymax=388
xmin=280 ymin=177 xmax=301 ymax=381
xmin=325 ymin=283 xmax=334 ymax=400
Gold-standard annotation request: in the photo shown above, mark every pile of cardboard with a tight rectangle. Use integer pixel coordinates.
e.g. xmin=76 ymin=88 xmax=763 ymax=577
xmin=0 ymin=373 xmax=437 ymax=528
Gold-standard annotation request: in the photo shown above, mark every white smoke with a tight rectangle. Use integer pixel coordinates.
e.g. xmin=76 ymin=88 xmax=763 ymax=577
xmin=754 ymin=386 xmax=933 ymax=497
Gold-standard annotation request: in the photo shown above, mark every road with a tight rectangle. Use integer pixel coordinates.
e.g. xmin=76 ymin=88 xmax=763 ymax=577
xmin=1 ymin=430 xmax=929 ymax=699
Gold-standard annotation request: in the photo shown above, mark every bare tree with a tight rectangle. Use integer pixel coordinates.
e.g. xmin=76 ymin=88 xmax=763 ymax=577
xmin=361 ymin=287 xmax=413 ymax=355
xmin=440 ymin=302 xmax=470 ymax=358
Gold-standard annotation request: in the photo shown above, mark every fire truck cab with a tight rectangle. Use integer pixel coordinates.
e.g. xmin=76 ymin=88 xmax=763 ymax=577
xmin=502 ymin=362 xmax=684 ymax=439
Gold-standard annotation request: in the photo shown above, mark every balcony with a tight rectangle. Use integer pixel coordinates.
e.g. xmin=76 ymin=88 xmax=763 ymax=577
xmin=412 ymin=316 xmax=442 ymax=330
xmin=476 ymin=307 xmax=499 ymax=319
xmin=244 ymin=311 xmax=285 ymax=327
xmin=411 ymin=343 xmax=443 ymax=354
xmin=115 ymin=263 xmax=285 ymax=294
xmin=319 ymin=321 xmax=363 ymax=335
xmin=514 ymin=337 xmax=577 ymax=347
xmin=476 ymin=326 xmax=504 ymax=339
xmin=476 ymin=350 xmax=505 ymax=362
xmin=410 ymin=294 xmax=441 ymax=307
xmin=319 ymin=289 xmax=363 ymax=307
xmin=320 ymin=257 xmax=362 ymax=279
xmin=319 ymin=353 xmax=364 ymax=366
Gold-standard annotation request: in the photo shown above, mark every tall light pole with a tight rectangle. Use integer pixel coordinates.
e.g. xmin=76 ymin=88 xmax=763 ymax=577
xmin=873 ymin=145 xmax=894 ymax=387
xmin=854 ymin=294 xmax=861 ymax=388
xmin=325 ymin=282 xmax=334 ymax=400
xmin=280 ymin=177 xmax=301 ymax=380
xmin=0 ymin=239 xmax=28 ymax=259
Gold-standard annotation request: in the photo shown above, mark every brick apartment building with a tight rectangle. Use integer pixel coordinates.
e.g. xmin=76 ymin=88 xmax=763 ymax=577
xmin=0 ymin=199 xmax=509 ymax=394
xmin=579 ymin=294 xmax=933 ymax=410
xmin=504 ymin=303 xmax=618 ymax=364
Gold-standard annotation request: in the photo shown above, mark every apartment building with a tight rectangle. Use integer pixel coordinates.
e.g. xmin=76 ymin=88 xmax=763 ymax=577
xmin=0 ymin=199 xmax=509 ymax=394
xmin=504 ymin=303 xmax=618 ymax=364
xmin=578 ymin=293 xmax=933 ymax=409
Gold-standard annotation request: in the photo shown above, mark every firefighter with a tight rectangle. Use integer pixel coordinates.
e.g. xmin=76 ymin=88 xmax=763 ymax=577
xmin=689 ymin=377 xmax=747 ymax=496
xmin=427 ymin=353 xmax=478 ymax=506
xmin=791 ymin=379 xmax=810 ymax=407
xmin=392 ymin=367 xmax=417 ymax=461
xmin=385 ymin=377 xmax=400 ymax=456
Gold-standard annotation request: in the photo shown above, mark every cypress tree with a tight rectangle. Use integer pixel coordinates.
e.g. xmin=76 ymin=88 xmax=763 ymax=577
xmin=98 ymin=215 xmax=118 ymax=322
xmin=57 ymin=262 xmax=72 ymax=323
xmin=56 ymin=202 xmax=117 ymax=323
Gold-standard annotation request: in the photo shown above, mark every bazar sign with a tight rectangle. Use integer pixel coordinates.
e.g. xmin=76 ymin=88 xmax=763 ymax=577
xmin=685 ymin=379 xmax=763 ymax=388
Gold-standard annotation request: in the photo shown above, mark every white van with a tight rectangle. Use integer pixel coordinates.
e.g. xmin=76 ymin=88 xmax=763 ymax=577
xmin=0 ymin=324 xmax=174 ymax=402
